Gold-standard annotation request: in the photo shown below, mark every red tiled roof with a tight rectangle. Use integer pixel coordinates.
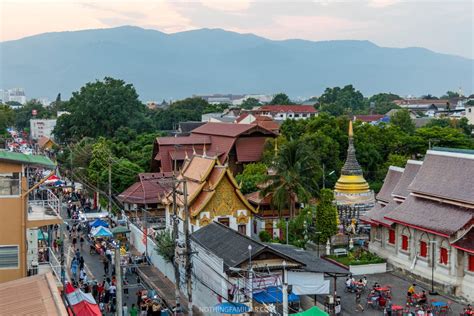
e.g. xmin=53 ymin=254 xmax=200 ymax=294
xmin=207 ymin=135 xmax=236 ymax=163
xmin=235 ymin=137 xmax=267 ymax=162
xmin=246 ymin=191 xmax=272 ymax=205
xmin=384 ymin=196 xmax=472 ymax=236
xmin=158 ymin=135 xmax=211 ymax=145
xmin=257 ymin=105 xmax=317 ymax=113
xmin=255 ymin=120 xmax=280 ymax=132
xmin=192 ymin=122 xmax=274 ymax=137
xmin=235 ymin=113 xmax=250 ymax=123
xmin=353 ymin=114 xmax=385 ymax=122
xmin=118 ymin=173 xmax=173 ymax=204
xmin=38 ymin=136 xmax=54 ymax=148
xmin=254 ymin=115 xmax=273 ymax=121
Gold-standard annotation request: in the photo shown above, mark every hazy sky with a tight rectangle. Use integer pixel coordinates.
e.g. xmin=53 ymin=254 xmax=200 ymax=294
xmin=1 ymin=0 xmax=473 ymax=59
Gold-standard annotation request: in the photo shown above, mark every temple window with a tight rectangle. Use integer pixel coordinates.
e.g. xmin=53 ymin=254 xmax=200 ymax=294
xmin=419 ymin=241 xmax=428 ymax=257
xmin=439 ymin=247 xmax=449 ymax=265
xmin=401 ymin=235 xmax=409 ymax=250
xmin=468 ymin=255 xmax=474 ymax=272
xmin=388 ymin=229 xmax=395 ymax=244
xmin=238 ymin=224 xmax=246 ymax=235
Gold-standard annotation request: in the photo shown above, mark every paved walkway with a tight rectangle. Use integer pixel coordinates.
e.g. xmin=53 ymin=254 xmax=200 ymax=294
xmin=334 ymin=271 xmax=465 ymax=315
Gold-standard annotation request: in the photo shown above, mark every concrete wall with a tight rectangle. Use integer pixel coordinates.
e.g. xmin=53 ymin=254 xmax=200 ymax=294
xmin=349 ymin=263 xmax=387 ymax=275
xmin=369 ymin=224 xmax=472 ymax=301
xmin=128 ymin=220 xmax=175 ymax=282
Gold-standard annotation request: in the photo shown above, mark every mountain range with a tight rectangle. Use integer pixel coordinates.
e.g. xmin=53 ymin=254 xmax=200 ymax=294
xmin=1 ymin=26 xmax=473 ymax=101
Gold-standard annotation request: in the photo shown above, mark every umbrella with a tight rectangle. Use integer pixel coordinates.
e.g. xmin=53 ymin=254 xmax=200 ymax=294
xmin=38 ymin=230 xmax=48 ymax=241
xmin=293 ymin=306 xmax=329 ymax=316
xmin=214 ymin=302 xmax=250 ymax=314
xmin=253 ymin=286 xmax=299 ymax=304
xmin=45 ymin=175 xmax=60 ymax=184
xmin=91 ymin=226 xmax=113 ymax=238
xmin=111 ymin=225 xmax=130 ymax=235
xmin=89 ymin=219 xmax=109 ymax=228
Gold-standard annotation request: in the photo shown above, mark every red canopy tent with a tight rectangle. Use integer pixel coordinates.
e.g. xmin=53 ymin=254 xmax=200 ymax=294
xmin=68 ymin=301 xmax=101 ymax=316
xmin=64 ymin=283 xmax=75 ymax=294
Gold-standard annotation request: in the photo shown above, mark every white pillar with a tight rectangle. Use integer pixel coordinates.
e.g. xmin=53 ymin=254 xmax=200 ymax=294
xmin=282 ymin=261 xmax=288 ymax=316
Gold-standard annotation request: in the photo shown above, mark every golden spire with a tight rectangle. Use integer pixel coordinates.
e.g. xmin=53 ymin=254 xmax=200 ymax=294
xmin=203 ymin=143 xmax=207 ymax=157
xmin=334 ymin=119 xmax=370 ymax=194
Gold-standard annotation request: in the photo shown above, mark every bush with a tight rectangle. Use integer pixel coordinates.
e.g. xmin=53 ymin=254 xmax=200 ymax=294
xmin=328 ymin=248 xmax=385 ymax=266
xmin=259 ymin=230 xmax=272 ymax=242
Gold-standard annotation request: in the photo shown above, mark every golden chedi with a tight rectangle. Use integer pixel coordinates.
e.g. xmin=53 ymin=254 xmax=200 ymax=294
xmin=334 ymin=120 xmax=374 ymax=210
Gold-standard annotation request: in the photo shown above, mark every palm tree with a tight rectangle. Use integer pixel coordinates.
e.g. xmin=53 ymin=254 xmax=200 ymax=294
xmin=262 ymin=139 xmax=319 ymax=218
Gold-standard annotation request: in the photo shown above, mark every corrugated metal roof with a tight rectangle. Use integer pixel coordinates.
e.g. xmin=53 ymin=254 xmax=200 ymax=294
xmin=391 ymin=160 xmax=422 ymax=199
xmin=258 ymin=105 xmax=317 ymax=113
xmin=0 ymin=151 xmax=56 ymax=168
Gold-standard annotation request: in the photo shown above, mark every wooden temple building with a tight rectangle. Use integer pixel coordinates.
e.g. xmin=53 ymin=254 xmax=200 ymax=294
xmin=162 ymin=152 xmax=258 ymax=236
xmin=151 ymin=122 xmax=277 ymax=174
xmin=363 ymin=148 xmax=474 ymax=301
xmin=333 ymin=121 xmax=375 ymax=221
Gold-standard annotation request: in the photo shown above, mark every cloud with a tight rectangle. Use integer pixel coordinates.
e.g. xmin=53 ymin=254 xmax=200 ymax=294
xmin=200 ymin=0 xmax=251 ymax=12
xmin=367 ymin=0 xmax=399 ymax=8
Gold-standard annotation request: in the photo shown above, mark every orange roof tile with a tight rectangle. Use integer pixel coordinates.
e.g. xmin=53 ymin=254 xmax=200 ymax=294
xmin=0 ymin=272 xmax=67 ymax=315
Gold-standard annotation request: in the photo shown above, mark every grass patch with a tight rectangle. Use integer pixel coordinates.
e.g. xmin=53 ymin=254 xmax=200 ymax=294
xmin=327 ymin=248 xmax=385 ymax=266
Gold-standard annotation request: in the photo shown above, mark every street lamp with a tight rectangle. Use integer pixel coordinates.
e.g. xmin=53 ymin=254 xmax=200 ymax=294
xmin=321 ymin=164 xmax=335 ymax=190
xmin=429 ymin=240 xmax=438 ymax=295
xmin=248 ymin=245 xmax=253 ymax=312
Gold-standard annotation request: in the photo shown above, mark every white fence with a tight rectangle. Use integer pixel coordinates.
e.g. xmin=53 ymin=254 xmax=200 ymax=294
xmin=128 ymin=220 xmax=176 ymax=283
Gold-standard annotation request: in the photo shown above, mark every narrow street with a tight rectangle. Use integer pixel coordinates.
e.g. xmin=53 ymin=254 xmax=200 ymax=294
xmin=59 ymin=200 xmax=148 ymax=315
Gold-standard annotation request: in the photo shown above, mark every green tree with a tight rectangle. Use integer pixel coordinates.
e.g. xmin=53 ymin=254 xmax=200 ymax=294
xmin=53 ymin=77 xmax=149 ymax=142
xmin=151 ymin=97 xmax=209 ymax=130
xmin=262 ymin=139 xmax=319 ymax=218
xmin=14 ymin=100 xmax=54 ymax=130
xmin=0 ymin=104 xmax=15 ymax=133
xmin=235 ymin=163 xmax=268 ymax=194
xmin=318 ymin=85 xmax=366 ymax=115
xmin=369 ymin=93 xmax=401 ymax=114
xmin=390 ymin=109 xmax=415 ymax=134
xmin=269 ymin=93 xmax=293 ymax=105
xmin=155 ymin=230 xmax=174 ymax=263
xmin=314 ymin=189 xmax=338 ymax=244
xmin=420 ymin=94 xmax=438 ymax=100
xmin=241 ymin=97 xmax=261 ymax=109
xmin=441 ymin=91 xmax=460 ymax=99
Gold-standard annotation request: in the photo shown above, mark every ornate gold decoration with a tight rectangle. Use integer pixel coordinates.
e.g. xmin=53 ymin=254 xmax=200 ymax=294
xmin=199 ymin=215 xmax=211 ymax=226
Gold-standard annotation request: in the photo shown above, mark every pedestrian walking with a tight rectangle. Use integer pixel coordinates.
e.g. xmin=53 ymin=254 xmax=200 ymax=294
xmin=355 ymin=289 xmax=364 ymax=312
xmin=129 ymin=304 xmax=138 ymax=316
xmin=123 ymin=303 xmax=128 ymax=316
xmin=79 ymin=268 xmax=87 ymax=283
xmin=79 ymin=256 xmax=85 ymax=270
xmin=103 ymin=258 xmax=109 ymax=275
xmin=71 ymin=258 xmax=78 ymax=280
xmin=80 ymin=236 xmax=84 ymax=249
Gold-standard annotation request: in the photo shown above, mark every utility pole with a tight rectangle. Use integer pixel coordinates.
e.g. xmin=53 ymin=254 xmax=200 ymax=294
xmin=59 ymin=194 xmax=65 ymax=286
xmin=248 ymin=245 xmax=253 ymax=312
xmin=183 ymin=180 xmax=193 ymax=315
xmin=282 ymin=261 xmax=288 ymax=316
xmin=322 ymin=163 xmax=325 ymax=189
xmin=172 ymin=179 xmax=181 ymax=315
xmin=115 ymin=241 xmax=123 ymax=316
xmin=143 ymin=209 xmax=148 ymax=262
xmin=108 ymin=159 xmax=112 ymax=214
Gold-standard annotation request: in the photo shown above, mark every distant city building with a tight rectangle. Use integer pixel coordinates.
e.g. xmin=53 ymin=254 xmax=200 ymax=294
xmin=146 ymin=100 xmax=169 ymax=110
xmin=466 ymin=103 xmax=474 ymax=125
xmin=232 ymin=94 xmax=274 ymax=106
xmin=1 ymin=88 xmax=27 ymax=105
xmin=394 ymin=98 xmax=467 ymax=118
xmin=252 ymin=105 xmax=318 ymax=121
xmin=30 ymin=119 xmax=57 ymax=140
xmin=37 ymin=98 xmax=50 ymax=107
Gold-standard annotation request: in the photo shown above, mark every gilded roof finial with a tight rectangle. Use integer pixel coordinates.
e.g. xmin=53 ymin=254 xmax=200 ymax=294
xmin=192 ymin=145 xmax=196 ymax=155
xmin=348 ymin=120 xmax=354 ymax=138
xmin=203 ymin=143 xmax=207 ymax=157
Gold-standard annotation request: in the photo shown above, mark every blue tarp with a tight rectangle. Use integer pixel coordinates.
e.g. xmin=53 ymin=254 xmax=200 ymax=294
xmin=91 ymin=226 xmax=113 ymax=237
xmin=214 ymin=302 xmax=250 ymax=314
xmin=90 ymin=219 xmax=109 ymax=228
xmin=253 ymin=286 xmax=299 ymax=304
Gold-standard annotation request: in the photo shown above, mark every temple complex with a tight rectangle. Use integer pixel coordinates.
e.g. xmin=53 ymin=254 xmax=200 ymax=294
xmin=162 ymin=152 xmax=257 ymax=236
xmin=363 ymin=148 xmax=474 ymax=301
xmin=334 ymin=121 xmax=375 ymax=221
